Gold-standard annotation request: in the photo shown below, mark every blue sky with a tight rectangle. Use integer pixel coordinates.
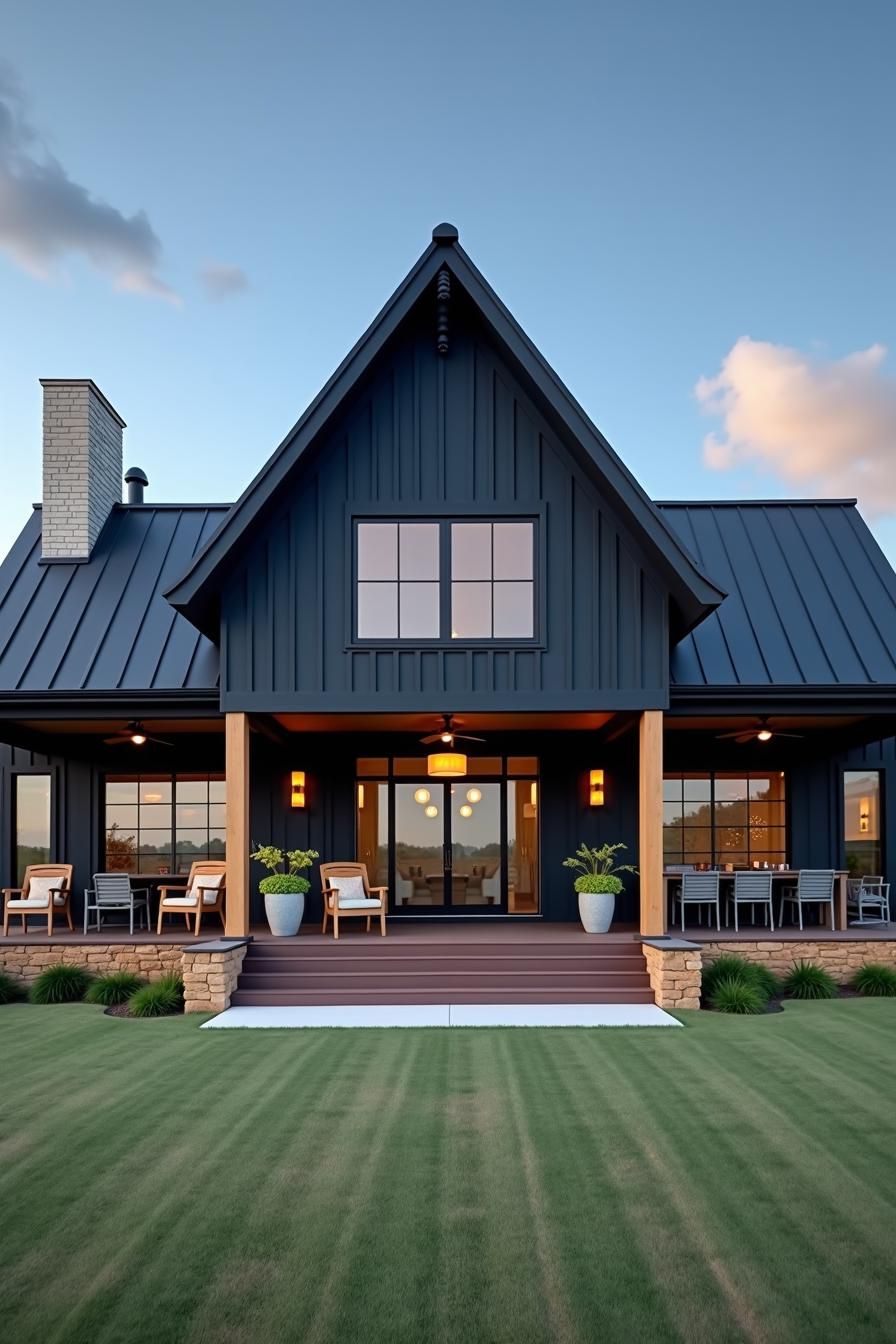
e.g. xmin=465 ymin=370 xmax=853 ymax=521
xmin=2 ymin=0 xmax=895 ymax=559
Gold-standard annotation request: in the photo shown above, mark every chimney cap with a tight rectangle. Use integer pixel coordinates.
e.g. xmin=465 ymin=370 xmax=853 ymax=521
xmin=124 ymin=466 xmax=149 ymax=487
xmin=39 ymin=378 xmax=127 ymax=429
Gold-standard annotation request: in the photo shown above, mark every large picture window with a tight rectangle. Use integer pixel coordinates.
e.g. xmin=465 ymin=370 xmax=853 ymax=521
xmin=663 ymin=772 xmax=787 ymax=868
xmin=13 ymin=773 xmax=52 ymax=885
xmin=843 ymin=770 xmax=882 ymax=877
xmin=104 ymin=776 xmax=226 ymax=874
xmin=355 ymin=518 xmax=535 ymax=641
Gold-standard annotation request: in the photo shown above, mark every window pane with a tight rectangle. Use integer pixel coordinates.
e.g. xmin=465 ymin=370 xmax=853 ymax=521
xmin=358 ymin=582 xmax=398 ymax=638
xmin=715 ymin=776 xmax=748 ymax=801
xmin=682 ymin=776 xmax=712 ymax=801
xmin=176 ymin=830 xmax=208 ymax=854
xmin=681 ymin=827 xmax=712 ymax=857
xmin=175 ymin=803 xmax=207 ymax=827
xmin=844 ymin=769 xmax=882 ymax=876
xmin=141 ymin=803 xmax=173 ymax=827
xmin=208 ymin=780 xmax=227 ymax=803
xmin=663 ymin=777 xmax=683 ymax=802
xmin=106 ymin=804 xmax=138 ymax=830
xmin=358 ymin=522 xmax=397 ymax=580
xmin=663 ymin=801 xmax=684 ymax=825
xmin=399 ymin=524 xmax=439 ymax=581
xmin=493 ymin=523 xmax=533 ymax=579
xmin=451 ymin=523 xmax=492 ymax=580
xmin=106 ymin=780 xmax=138 ymax=803
xmin=493 ymin=582 xmax=533 ymax=638
xmin=682 ymin=799 xmax=711 ymax=825
xmin=14 ymin=775 xmax=51 ymax=885
xmin=399 ymin=582 xmax=440 ymax=638
xmin=139 ymin=829 xmax=172 ymax=852
xmin=715 ymin=798 xmax=748 ymax=826
xmin=175 ymin=780 xmax=208 ymax=803
xmin=138 ymin=854 xmax=170 ymax=874
xmin=452 ymin=582 xmax=492 ymax=637
xmin=209 ymin=803 xmax=227 ymax=829
xmin=357 ymin=781 xmax=390 ymax=888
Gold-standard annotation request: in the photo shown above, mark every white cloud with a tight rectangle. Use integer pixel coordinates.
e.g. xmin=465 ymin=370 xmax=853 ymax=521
xmin=0 ymin=63 xmax=177 ymax=301
xmin=695 ymin=337 xmax=896 ymax=516
xmin=198 ymin=261 xmax=249 ymax=300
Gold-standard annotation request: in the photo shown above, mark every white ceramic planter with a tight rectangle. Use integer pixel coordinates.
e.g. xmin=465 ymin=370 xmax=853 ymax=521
xmin=264 ymin=890 xmax=305 ymax=937
xmin=578 ymin=890 xmax=615 ymax=933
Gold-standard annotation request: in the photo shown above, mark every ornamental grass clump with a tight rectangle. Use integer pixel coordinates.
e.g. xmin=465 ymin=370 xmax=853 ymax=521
xmin=708 ymin=976 xmax=766 ymax=1015
xmin=850 ymin=963 xmax=896 ymax=997
xmin=703 ymin=954 xmax=779 ymax=1011
xmin=0 ymin=972 xmax=25 ymax=1004
xmin=782 ymin=960 xmax=837 ymax=1000
xmin=29 ymin=963 xmax=92 ymax=1004
xmin=702 ymin=954 xmax=754 ymax=1001
xmin=128 ymin=975 xmax=184 ymax=1018
xmin=85 ymin=972 xmax=145 ymax=1006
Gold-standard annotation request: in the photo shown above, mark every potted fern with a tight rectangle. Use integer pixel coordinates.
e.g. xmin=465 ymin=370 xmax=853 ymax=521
xmin=562 ymin=842 xmax=638 ymax=933
xmin=250 ymin=844 xmax=319 ymax=936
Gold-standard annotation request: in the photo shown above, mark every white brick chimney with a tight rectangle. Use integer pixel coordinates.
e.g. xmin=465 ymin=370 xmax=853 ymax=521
xmin=39 ymin=379 xmax=126 ymax=561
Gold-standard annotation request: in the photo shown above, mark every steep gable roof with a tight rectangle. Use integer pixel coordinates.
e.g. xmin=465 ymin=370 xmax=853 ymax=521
xmin=165 ymin=224 xmax=724 ymax=638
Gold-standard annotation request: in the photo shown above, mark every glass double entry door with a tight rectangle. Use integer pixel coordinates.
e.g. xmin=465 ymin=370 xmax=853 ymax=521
xmin=394 ymin=781 xmax=506 ymax=913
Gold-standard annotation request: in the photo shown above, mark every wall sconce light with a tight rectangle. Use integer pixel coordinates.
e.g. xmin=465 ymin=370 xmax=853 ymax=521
xmin=357 ymin=783 xmax=365 ymax=810
xmin=291 ymin=771 xmax=306 ymax=808
xmin=589 ymin=769 xmax=605 ymax=807
xmin=860 ymin=798 xmax=870 ymax=833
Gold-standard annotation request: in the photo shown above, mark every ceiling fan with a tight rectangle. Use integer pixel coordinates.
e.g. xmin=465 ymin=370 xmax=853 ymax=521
xmin=103 ymin=720 xmax=173 ymax=748
xmin=715 ymin=716 xmax=804 ymax=745
xmin=419 ymin=713 xmax=486 ymax=747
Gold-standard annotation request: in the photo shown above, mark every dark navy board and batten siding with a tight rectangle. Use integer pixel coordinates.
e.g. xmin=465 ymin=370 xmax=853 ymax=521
xmin=220 ymin=301 xmax=669 ymax=711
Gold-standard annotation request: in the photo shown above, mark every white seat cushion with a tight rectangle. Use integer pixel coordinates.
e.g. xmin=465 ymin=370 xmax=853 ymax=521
xmin=332 ymin=874 xmax=366 ymax=906
xmin=162 ymin=896 xmax=198 ymax=907
xmin=337 ymin=898 xmax=382 ymax=910
xmin=7 ymin=896 xmax=66 ymax=909
xmin=189 ymin=874 xmax=224 ymax=904
xmin=19 ymin=877 xmax=67 ymax=908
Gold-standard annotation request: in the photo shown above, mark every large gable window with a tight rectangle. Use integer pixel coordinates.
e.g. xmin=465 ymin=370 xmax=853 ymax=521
xmin=355 ymin=518 xmax=535 ymax=641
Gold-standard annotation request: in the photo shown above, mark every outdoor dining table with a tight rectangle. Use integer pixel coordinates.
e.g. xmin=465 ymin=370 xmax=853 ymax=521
xmin=662 ymin=869 xmax=851 ymax=930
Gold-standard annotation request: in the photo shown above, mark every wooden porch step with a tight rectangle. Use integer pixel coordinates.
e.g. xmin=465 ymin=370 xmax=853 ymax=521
xmin=243 ymin=953 xmax=648 ymax=974
xmin=230 ymin=987 xmax=656 ymax=1006
xmin=236 ymin=969 xmax=651 ymax=992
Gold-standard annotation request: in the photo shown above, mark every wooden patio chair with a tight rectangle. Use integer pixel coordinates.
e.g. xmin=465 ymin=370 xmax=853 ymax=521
xmin=156 ymin=861 xmax=226 ymax=937
xmin=320 ymin=862 xmax=387 ymax=940
xmin=2 ymin=864 xmax=74 ymax=936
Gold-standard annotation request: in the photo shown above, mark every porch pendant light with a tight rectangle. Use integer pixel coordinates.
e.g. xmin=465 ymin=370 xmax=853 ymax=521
xmin=427 ymin=751 xmax=467 ymax=778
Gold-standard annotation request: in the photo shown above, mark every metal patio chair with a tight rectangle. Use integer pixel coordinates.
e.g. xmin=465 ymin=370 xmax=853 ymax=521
xmin=83 ymin=873 xmax=151 ymax=935
xmin=847 ymin=876 xmax=890 ymax=925
xmin=675 ymin=870 xmax=720 ymax=932
xmin=2 ymin=864 xmax=74 ymax=936
xmin=778 ymin=869 xmax=836 ymax=931
xmin=727 ymin=870 xmax=774 ymax=932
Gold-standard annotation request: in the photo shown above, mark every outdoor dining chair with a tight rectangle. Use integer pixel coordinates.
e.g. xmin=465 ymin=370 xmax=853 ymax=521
xmin=2 ymin=864 xmax=74 ymax=936
xmin=847 ymin=875 xmax=890 ymax=924
xmin=727 ymin=870 xmax=774 ymax=932
xmin=83 ymin=873 xmax=151 ymax=935
xmin=674 ymin=870 xmax=720 ymax=932
xmin=778 ymin=869 xmax=836 ymax=931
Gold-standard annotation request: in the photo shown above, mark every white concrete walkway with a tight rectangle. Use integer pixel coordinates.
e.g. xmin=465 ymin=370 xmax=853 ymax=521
xmin=201 ymin=1003 xmax=681 ymax=1029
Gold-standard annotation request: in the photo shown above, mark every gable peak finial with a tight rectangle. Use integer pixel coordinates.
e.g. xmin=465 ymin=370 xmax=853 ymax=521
xmin=432 ymin=222 xmax=459 ymax=245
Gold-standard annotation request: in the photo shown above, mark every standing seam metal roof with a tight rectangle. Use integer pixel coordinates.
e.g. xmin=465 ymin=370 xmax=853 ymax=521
xmin=659 ymin=501 xmax=896 ymax=688
xmin=0 ymin=505 xmax=226 ymax=693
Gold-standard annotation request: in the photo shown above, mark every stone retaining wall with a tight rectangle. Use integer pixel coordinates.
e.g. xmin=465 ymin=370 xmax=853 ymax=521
xmin=642 ymin=940 xmax=702 ymax=1011
xmin=182 ymin=944 xmax=248 ymax=1013
xmin=0 ymin=942 xmax=184 ymax=986
xmin=701 ymin=939 xmax=896 ymax=984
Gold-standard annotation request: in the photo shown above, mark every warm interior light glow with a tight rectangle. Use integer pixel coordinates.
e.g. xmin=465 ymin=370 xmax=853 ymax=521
xmin=130 ymin=731 xmax=147 ymax=745
xmin=757 ymin=729 xmax=773 ymax=742
xmin=530 ymin=781 xmax=538 ymax=808
xmin=466 ymin=787 xmax=482 ymax=803
xmin=291 ymin=770 xmax=306 ymax=808
xmin=860 ymin=797 xmax=870 ymax=833
xmin=589 ymin=769 xmax=605 ymax=806
xmin=424 ymin=804 xmax=439 ymax=818
xmin=440 ymin=732 xmax=453 ymax=744
xmin=357 ymin=783 xmax=365 ymax=809
xmin=428 ymin=752 xmax=467 ymax=778
xmin=459 ymin=803 xmax=473 ymax=818
xmin=413 ymin=787 xmax=431 ymax=805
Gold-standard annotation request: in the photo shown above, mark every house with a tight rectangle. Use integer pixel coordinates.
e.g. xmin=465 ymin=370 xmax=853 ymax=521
xmin=2 ymin=223 xmax=896 ymax=967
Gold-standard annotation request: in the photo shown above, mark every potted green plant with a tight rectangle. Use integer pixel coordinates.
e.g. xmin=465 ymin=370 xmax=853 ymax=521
xmin=250 ymin=845 xmax=320 ymax=936
xmin=562 ymin=842 xmax=638 ymax=933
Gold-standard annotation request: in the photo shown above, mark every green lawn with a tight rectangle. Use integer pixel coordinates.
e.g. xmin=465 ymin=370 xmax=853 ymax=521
xmin=2 ymin=1004 xmax=896 ymax=1344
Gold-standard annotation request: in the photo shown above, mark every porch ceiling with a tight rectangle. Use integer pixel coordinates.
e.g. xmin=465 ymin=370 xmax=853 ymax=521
xmin=665 ymin=714 xmax=864 ymax=733
xmin=271 ymin=711 xmax=616 ymax=734
xmin=19 ymin=718 xmax=225 ymax=735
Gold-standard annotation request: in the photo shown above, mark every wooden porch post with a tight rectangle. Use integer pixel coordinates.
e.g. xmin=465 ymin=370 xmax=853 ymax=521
xmin=225 ymin=712 xmax=250 ymax=937
xmin=639 ymin=709 xmax=665 ymax=937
